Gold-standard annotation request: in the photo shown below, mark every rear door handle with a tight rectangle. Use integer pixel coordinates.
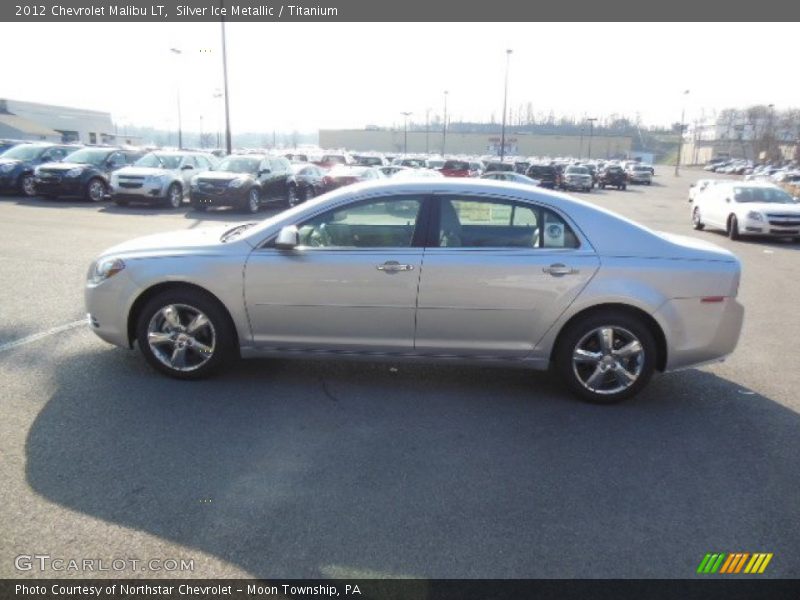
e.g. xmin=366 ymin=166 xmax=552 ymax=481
xmin=543 ymin=263 xmax=577 ymax=276
xmin=377 ymin=261 xmax=414 ymax=273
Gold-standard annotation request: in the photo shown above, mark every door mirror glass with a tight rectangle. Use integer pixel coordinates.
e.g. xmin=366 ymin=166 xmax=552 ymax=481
xmin=275 ymin=225 xmax=299 ymax=249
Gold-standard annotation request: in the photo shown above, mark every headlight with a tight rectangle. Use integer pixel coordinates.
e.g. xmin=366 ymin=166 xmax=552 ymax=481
xmin=228 ymin=178 xmax=247 ymax=188
xmin=66 ymin=168 xmax=84 ymax=178
xmin=88 ymin=258 xmax=125 ymax=284
xmin=0 ymin=163 xmax=15 ymax=173
xmin=746 ymin=211 xmax=763 ymax=222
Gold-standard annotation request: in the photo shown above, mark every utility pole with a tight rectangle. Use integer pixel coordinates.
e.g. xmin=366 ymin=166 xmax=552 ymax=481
xmin=401 ymin=111 xmax=412 ymax=154
xmin=220 ymin=1 xmax=233 ymax=155
xmin=499 ymin=49 xmax=512 ymax=161
xmin=442 ymin=91 xmax=449 ymax=156
xmin=675 ymin=89 xmax=690 ymax=176
xmin=586 ymin=117 xmax=597 ymax=159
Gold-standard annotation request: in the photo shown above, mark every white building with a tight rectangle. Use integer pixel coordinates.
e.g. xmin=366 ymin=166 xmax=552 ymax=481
xmin=0 ymin=98 xmax=115 ymax=144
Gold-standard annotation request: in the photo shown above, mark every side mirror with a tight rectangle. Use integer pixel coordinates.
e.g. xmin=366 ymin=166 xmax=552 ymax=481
xmin=258 ymin=169 xmax=271 ymax=176
xmin=275 ymin=225 xmax=299 ymax=249
xmin=181 ymin=164 xmax=194 ymax=170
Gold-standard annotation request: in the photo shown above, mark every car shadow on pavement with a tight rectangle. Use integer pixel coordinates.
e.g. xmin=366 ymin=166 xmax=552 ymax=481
xmin=25 ymin=348 xmax=800 ymax=578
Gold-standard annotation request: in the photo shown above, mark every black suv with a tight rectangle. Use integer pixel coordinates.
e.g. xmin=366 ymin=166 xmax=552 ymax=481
xmin=483 ymin=161 xmax=515 ymax=173
xmin=0 ymin=143 xmax=79 ymax=197
xmin=597 ymin=165 xmax=628 ymax=190
xmin=35 ymin=147 xmax=144 ymax=201
xmin=526 ymin=164 xmax=560 ymax=189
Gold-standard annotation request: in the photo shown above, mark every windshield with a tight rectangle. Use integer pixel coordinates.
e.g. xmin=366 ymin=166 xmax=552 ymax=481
xmin=443 ymin=160 xmax=469 ymax=170
xmin=733 ymin=187 xmax=795 ymax=204
xmin=63 ymin=148 xmax=112 ymax=166
xmin=216 ymin=156 xmax=261 ymax=174
xmin=1 ymin=145 xmax=47 ymax=161
xmin=134 ymin=153 xmax=183 ymax=169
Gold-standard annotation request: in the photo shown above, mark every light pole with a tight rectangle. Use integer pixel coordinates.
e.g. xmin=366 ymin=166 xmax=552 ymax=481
xmin=169 ymin=48 xmax=183 ymax=149
xmin=400 ymin=112 xmax=412 ymax=154
xmin=442 ymin=91 xmax=449 ymax=156
xmin=767 ymin=103 xmax=775 ymax=163
xmin=675 ymin=89 xmax=690 ymax=176
xmin=586 ymin=117 xmax=597 ymax=159
xmin=499 ymin=49 xmax=513 ymax=161
xmin=213 ymin=89 xmax=223 ymax=149
xmin=425 ymin=108 xmax=431 ymax=154
xmin=220 ymin=1 xmax=233 ymax=155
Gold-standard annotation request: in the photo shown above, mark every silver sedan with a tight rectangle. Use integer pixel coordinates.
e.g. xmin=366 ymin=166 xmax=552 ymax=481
xmin=85 ymin=180 xmax=744 ymax=403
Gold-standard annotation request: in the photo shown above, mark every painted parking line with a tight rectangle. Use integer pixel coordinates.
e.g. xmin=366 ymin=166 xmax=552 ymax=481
xmin=0 ymin=320 xmax=86 ymax=354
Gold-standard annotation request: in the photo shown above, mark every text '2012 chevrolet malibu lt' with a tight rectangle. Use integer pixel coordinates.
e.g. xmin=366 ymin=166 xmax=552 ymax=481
xmin=85 ymin=179 xmax=744 ymax=403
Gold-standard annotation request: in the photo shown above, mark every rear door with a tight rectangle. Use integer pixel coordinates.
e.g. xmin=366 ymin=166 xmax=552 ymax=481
xmin=414 ymin=194 xmax=600 ymax=358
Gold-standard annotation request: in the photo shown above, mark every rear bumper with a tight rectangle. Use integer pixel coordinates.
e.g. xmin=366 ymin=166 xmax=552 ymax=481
xmin=656 ymin=296 xmax=744 ymax=371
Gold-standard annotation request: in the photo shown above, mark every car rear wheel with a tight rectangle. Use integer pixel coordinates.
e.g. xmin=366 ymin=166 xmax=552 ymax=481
xmin=727 ymin=215 xmax=740 ymax=240
xmin=136 ymin=289 xmax=235 ymax=380
xmin=165 ymin=183 xmax=183 ymax=209
xmin=692 ymin=207 xmax=705 ymax=230
xmin=19 ymin=174 xmax=36 ymax=197
xmin=554 ymin=310 xmax=657 ymax=404
xmin=85 ymin=178 xmax=107 ymax=202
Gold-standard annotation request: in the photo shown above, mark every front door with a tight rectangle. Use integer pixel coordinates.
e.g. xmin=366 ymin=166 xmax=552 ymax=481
xmin=244 ymin=195 xmax=429 ymax=352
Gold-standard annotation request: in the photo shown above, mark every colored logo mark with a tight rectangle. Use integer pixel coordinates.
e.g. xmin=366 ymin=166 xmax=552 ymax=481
xmin=697 ymin=552 xmax=773 ymax=574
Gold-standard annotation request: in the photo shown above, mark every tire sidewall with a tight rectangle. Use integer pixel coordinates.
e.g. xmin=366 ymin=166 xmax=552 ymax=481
xmin=135 ymin=289 xmax=235 ymax=380
xmin=167 ymin=183 xmax=183 ymax=209
xmin=554 ymin=310 xmax=657 ymax=404
xmin=86 ymin=178 xmax=106 ymax=202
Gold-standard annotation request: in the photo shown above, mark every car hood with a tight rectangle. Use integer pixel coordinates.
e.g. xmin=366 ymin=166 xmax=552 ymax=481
xmin=39 ymin=161 xmax=89 ymax=171
xmin=196 ymin=171 xmax=251 ymax=182
xmin=736 ymin=202 xmax=800 ymax=214
xmin=0 ymin=158 xmax=23 ymax=167
xmin=115 ymin=166 xmax=173 ymax=177
xmin=98 ymin=225 xmax=252 ymax=259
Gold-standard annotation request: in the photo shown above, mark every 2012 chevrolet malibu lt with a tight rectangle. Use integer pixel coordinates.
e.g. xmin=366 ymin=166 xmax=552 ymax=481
xmin=85 ymin=180 xmax=744 ymax=403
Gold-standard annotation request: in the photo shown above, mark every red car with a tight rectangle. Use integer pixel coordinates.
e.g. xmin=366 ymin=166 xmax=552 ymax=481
xmin=322 ymin=165 xmax=384 ymax=190
xmin=440 ymin=159 xmax=481 ymax=177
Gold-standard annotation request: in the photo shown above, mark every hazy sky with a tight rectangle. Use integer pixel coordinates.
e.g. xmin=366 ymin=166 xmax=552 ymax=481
xmin=1 ymin=22 xmax=796 ymax=133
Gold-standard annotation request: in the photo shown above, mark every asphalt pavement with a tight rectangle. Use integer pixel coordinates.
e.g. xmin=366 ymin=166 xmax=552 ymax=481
xmin=1 ymin=171 xmax=798 ymax=579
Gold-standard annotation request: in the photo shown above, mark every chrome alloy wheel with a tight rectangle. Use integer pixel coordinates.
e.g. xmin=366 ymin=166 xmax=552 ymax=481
xmin=571 ymin=326 xmax=645 ymax=396
xmin=146 ymin=304 xmax=216 ymax=372
xmin=88 ymin=179 xmax=106 ymax=202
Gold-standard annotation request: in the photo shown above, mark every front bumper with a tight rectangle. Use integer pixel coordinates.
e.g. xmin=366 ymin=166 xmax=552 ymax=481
xmin=85 ymin=269 xmax=142 ymax=348
xmin=190 ymin=187 xmax=247 ymax=207
xmin=111 ymin=183 xmax=168 ymax=202
xmin=34 ymin=178 xmax=84 ymax=196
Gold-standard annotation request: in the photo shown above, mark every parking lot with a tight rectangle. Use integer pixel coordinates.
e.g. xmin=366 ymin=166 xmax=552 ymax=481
xmin=1 ymin=170 xmax=799 ymax=579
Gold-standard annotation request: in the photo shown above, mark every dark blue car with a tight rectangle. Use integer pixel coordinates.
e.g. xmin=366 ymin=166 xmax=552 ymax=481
xmin=0 ymin=143 xmax=80 ymax=197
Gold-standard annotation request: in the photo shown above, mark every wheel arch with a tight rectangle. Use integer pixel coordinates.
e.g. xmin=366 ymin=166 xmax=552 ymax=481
xmin=550 ymin=302 xmax=667 ymax=372
xmin=127 ymin=281 xmax=240 ymax=354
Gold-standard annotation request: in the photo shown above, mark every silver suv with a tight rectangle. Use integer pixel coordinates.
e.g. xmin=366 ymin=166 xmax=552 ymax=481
xmin=111 ymin=151 xmax=217 ymax=208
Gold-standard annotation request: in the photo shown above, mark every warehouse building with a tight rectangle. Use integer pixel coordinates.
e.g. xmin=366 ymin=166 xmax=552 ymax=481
xmin=0 ymin=98 xmax=115 ymax=145
xmin=319 ymin=129 xmax=633 ymax=158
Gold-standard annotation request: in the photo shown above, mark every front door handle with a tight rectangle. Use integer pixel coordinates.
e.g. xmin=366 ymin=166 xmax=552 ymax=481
xmin=543 ymin=263 xmax=577 ymax=276
xmin=377 ymin=261 xmax=414 ymax=273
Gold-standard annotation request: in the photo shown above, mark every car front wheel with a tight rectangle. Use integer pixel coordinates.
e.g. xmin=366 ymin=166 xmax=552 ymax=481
xmin=19 ymin=173 xmax=36 ymax=197
xmin=243 ymin=187 xmax=260 ymax=213
xmin=555 ymin=310 xmax=657 ymax=404
xmin=136 ymin=289 xmax=235 ymax=379
xmin=85 ymin=178 xmax=107 ymax=202
xmin=692 ymin=207 xmax=705 ymax=230
xmin=727 ymin=215 xmax=740 ymax=240
xmin=165 ymin=183 xmax=183 ymax=209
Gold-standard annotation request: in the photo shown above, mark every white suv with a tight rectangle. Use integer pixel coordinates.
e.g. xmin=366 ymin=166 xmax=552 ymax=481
xmin=111 ymin=151 xmax=216 ymax=209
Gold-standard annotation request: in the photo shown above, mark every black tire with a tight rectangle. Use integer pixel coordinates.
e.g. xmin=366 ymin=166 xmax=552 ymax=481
xmin=135 ymin=288 xmax=236 ymax=380
xmin=85 ymin=178 xmax=107 ymax=203
xmin=242 ymin=187 xmax=260 ymax=213
xmin=692 ymin=207 xmax=705 ymax=230
xmin=646 ymin=181 xmax=651 ymax=186
xmin=727 ymin=215 xmax=740 ymax=240
xmin=164 ymin=183 xmax=183 ymax=209
xmin=18 ymin=173 xmax=36 ymax=197
xmin=554 ymin=309 xmax=657 ymax=404
xmin=286 ymin=184 xmax=300 ymax=207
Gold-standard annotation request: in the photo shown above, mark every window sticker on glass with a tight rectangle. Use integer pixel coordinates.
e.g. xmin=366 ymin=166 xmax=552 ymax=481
xmin=544 ymin=221 xmax=565 ymax=247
